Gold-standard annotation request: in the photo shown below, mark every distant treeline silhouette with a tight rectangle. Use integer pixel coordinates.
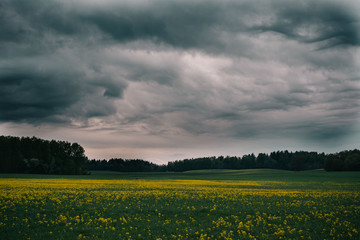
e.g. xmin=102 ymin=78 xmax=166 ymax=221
xmin=89 ymin=149 xmax=360 ymax=172
xmin=324 ymin=149 xmax=360 ymax=171
xmin=1 ymin=135 xmax=359 ymax=174
xmin=0 ymin=136 xmax=88 ymax=174
xmin=167 ymin=149 xmax=360 ymax=172
xmin=88 ymin=158 xmax=166 ymax=172
xmin=167 ymin=151 xmax=325 ymax=172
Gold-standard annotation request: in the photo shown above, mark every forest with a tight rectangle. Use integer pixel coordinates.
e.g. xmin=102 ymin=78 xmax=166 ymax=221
xmin=1 ymin=135 xmax=359 ymax=174
xmin=166 ymin=149 xmax=360 ymax=172
xmin=88 ymin=158 xmax=167 ymax=172
xmin=0 ymin=136 xmax=88 ymax=174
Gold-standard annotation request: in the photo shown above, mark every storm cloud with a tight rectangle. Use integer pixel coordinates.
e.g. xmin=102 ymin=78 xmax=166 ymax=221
xmin=1 ymin=0 xmax=359 ymax=162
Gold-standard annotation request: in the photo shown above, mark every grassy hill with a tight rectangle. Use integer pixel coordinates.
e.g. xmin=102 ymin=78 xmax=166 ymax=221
xmin=1 ymin=168 xmax=359 ymax=185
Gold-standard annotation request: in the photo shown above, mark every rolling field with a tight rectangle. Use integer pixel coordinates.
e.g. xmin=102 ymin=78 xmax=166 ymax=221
xmin=0 ymin=170 xmax=359 ymax=240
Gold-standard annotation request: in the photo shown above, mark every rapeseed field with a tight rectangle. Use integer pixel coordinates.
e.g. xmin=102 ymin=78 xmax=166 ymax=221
xmin=0 ymin=171 xmax=359 ymax=239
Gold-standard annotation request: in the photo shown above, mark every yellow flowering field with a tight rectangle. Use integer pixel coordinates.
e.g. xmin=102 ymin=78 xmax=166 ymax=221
xmin=0 ymin=171 xmax=359 ymax=240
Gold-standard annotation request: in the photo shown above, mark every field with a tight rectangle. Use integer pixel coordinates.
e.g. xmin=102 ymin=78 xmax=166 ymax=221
xmin=0 ymin=170 xmax=359 ymax=240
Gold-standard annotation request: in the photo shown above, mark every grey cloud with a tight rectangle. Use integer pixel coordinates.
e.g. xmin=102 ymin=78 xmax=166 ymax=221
xmin=0 ymin=68 xmax=81 ymax=122
xmin=90 ymin=76 xmax=127 ymax=99
xmin=1 ymin=0 xmax=359 ymax=147
xmin=0 ymin=1 xmax=76 ymax=44
xmin=127 ymin=67 xmax=178 ymax=85
xmin=84 ymin=1 xmax=227 ymax=48
xmin=252 ymin=1 xmax=360 ymax=49
xmin=81 ymin=0 xmax=359 ymax=52
xmin=84 ymin=10 xmax=167 ymax=43
xmin=246 ymin=95 xmax=311 ymax=111
xmin=2 ymin=0 xmax=358 ymax=56
xmin=115 ymin=49 xmax=359 ymax=142
xmin=289 ymin=119 xmax=356 ymax=142
xmin=70 ymin=95 xmax=117 ymax=119
xmin=103 ymin=86 xmax=123 ymax=98
xmin=0 ymin=57 xmax=127 ymax=123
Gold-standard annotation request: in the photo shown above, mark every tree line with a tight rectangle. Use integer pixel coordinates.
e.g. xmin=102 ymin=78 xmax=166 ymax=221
xmin=1 ymin=135 xmax=359 ymax=174
xmin=89 ymin=149 xmax=360 ymax=172
xmin=166 ymin=151 xmax=326 ymax=172
xmin=0 ymin=136 xmax=88 ymax=174
xmin=88 ymin=158 xmax=167 ymax=172
xmin=324 ymin=149 xmax=360 ymax=171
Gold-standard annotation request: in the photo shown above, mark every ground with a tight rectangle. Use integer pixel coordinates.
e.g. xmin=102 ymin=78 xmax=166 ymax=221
xmin=0 ymin=169 xmax=359 ymax=239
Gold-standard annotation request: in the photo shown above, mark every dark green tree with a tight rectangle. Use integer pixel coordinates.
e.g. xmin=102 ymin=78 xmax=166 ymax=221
xmin=324 ymin=154 xmax=343 ymax=171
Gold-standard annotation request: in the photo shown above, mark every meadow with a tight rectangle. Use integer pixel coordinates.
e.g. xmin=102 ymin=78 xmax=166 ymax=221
xmin=0 ymin=169 xmax=359 ymax=240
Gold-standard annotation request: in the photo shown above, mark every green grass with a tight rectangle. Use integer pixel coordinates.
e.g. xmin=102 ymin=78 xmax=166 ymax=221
xmin=0 ymin=169 xmax=359 ymax=240
xmin=2 ymin=168 xmax=359 ymax=185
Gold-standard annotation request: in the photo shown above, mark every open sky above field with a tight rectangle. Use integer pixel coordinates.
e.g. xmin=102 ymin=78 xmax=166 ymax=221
xmin=1 ymin=0 xmax=359 ymax=163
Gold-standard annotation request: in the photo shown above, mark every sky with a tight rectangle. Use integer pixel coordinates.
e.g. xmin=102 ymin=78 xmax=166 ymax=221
xmin=1 ymin=0 xmax=359 ymax=164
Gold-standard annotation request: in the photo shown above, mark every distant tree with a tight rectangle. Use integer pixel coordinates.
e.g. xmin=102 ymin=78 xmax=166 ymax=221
xmin=277 ymin=151 xmax=291 ymax=170
xmin=324 ymin=154 xmax=343 ymax=171
xmin=90 ymin=158 xmax=163 ymax=172
xmin=3 ymin=135 xmax=358 ymax=173
xmin=289 ymin=152 xmax=306 ymax=171
xmin=70 ymin=143 xmax=88 ymax=174
xmin=345 ymin=152 xmax=360 ymax=170
xmin=256 ymin=153 xmax=276 ymax=168
xmin=0 ymin=135 xmax=88 ymax=174
xmin=256 ymin=153 xmax=267 ymax=168
xmin=342 ymin=149 xmax=360 ymax=171
xmin=324 ymin=149 xmax=360 ymax=171
xmin=223 ymin=156 xmax=240 ymax=169
xmin=241 ymin=154 xmax=256 ymax=169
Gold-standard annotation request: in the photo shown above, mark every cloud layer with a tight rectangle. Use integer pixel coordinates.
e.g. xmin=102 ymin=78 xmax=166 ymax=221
xmin=1 ymin=0 xmax=359 ymax=161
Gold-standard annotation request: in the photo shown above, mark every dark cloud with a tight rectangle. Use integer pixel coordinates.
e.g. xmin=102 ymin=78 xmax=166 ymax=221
xmin=0 ymin=1 xmax=75 ymax=44
xmin=0 ymin=55 xmax=127 ymax=123
xmin=251 ymin=1 xmax=360 ymax=49
xmin=2 ymin=0 xmax=358 ymax=57
xmin=83 ymin=0 xmax=359 ymax=52
xmin=0 ymin=0 xmax=359 ymax=158
xmin=0 ymin=68 xmax=81 ymax=121
xmin=3 ymin=0 xmax=357 ymax=53
xmin=84 ymin=10 xmax=167 ymax=43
